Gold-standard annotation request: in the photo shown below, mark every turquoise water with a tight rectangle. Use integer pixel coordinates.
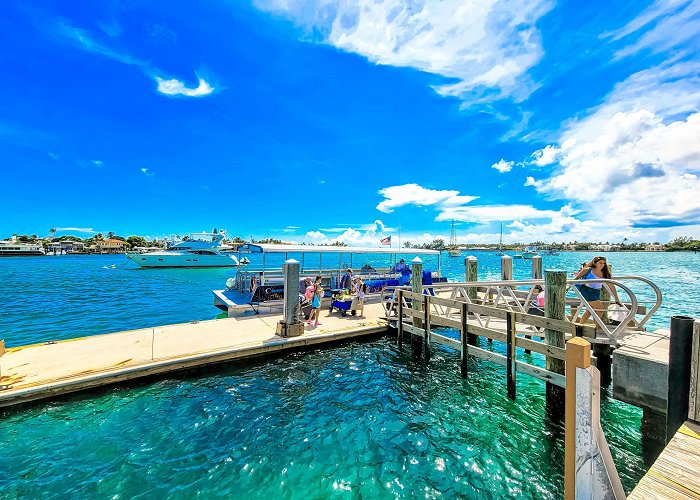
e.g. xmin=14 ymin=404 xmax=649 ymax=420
xmin=0 ymin=251 xmax=698 ymax=497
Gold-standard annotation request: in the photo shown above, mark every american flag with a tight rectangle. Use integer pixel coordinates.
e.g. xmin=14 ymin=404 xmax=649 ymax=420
xmin=380 ymin=236 xmax=391 ymax=246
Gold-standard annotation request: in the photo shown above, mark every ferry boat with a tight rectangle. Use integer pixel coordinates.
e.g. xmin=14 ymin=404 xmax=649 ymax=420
xmin=126 ymin=232 xmax=239 ymax=268
xmin=0 ymin=238 xmax=46 ymax=256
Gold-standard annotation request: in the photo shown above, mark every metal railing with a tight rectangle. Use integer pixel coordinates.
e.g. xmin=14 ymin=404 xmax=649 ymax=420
xmin=381 ymin=276 xmax=662 ymax=345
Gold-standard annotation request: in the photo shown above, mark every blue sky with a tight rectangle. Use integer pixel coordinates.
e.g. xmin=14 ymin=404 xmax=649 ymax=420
xmin=2 ymin=1 xmax=699 ymax=244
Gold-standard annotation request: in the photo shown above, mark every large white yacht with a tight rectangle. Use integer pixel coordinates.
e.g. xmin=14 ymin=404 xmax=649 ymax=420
xmin=0 ymin=237 xmax=46 ymax=256
xmin=126 ymin=232 xmax=239 ymax=268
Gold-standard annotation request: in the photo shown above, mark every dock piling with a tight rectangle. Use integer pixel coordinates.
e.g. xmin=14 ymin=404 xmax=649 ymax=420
xmin=690 ymin=319 xmax=700 ymax=422
xmin=501 ymin=255 xmax=513 ymax=281
xmin=531 ymin=255 xmax=542 ymax=280
xmin=411 ymin=257 xmax=424 ymax=358
xmin=465 ymin=256 xmax=478 ymax=345
xmin=397 ymin=290 xmax=403 ymax=347
xmin=278 ymin=259 xmax=304 ymax=338
xmin=666 ymin=315 xmax=695 ymax=442
xmin=506 ymin=311 xmax=517 ymax=400
xmin=424 ymin=294 xmax=431 ymax=361
xmin=545 ymin=269 xmax=567 ymax=419
xmin=460 ymin=303 xmax=468 ymax=377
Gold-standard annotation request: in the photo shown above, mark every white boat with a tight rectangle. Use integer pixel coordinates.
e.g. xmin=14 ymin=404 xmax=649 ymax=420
xmin=515 ymin=247 xmax=539 ymax=259
xmin=448 ymin=220 xmax=461 ymax=257
xmin=0 ymin=237 xmax=45 ymax=256
xmin=126 ymin=232 xmax=239 ymax=268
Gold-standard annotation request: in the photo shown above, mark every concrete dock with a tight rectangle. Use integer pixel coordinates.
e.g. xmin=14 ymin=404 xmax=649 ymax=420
xmin=0 ymin=303 xmax=388 ymax=409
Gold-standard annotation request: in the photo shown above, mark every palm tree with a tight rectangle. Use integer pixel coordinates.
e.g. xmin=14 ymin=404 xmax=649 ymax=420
xmin=49 ymin=228 xmax=56 ymax=239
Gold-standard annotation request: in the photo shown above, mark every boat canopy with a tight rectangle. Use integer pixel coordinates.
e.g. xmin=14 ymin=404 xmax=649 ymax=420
xmin=237 ymin=244 xmax=440 ymax=255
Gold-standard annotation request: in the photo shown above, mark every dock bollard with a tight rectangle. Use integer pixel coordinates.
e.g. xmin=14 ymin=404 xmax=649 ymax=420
xmin=277 ymin=259 xmax=304 ymax=338
xmin=501 ymin=255 xmax=513 ymax=281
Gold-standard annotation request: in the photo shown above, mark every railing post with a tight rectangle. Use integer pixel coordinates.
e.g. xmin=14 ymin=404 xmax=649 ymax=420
xmin=532 ymin=255 xmax=542 ymax=280
xmin=411 ymin=257 xmax=424 ymax=358
xmin=460 ymin=303 xmax=468 ymax=378
xmin=465 ymin=255 xmax=478 ymax=302
xmin=506 ymin=311 xmax=517 ymax=400
xmin=667 ymin=315 xmax=696 ymax=442
xmin=565 ymin=337 xmax=591 ymax=500
xmin=501 ymin=255 xmax=513 ymax=281
xmin=397 ymin=290 xmax=403 ymax=347
xmin=690 ymin=319 xmax=700 ymax=422
xmin=424 ymin=294 xmax=431 ymax=362
xmin=545 ymin=269 xmax=567 ymax=419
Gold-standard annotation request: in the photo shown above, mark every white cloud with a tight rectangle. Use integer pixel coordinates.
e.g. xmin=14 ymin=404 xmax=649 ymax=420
xmin=605 ymin=0 xmax=700 ymax=60
xmin=304 ymin=220 xmax=393 ymax=246
xmin=92 ymin=160 xmax=103 ymax=166
xmin=376 ymin=184 xmax=478 ymax=213
xmin=491 ymin=159 xmax=513 ymax=173
xmin=55 ymin=227 xmax=95 ymax=233
xmin=530 ymin=145 xmax=558 ymax=166
xmin=254 ymin=0 xmax=553 ymax=104
xmin=518 ymin=57 xmax=700 ymax=231
xmin=156 ymin=77 xmax=214 ymax=97
xmin=56 ymin=22 xmax=215 ymax=99
xmin=140 ymin=167 xmax=155 ymax=177
xmin=436 ymin=204 xmax=572 ymax=223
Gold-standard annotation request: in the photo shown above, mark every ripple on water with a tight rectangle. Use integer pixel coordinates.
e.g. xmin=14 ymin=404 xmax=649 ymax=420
xmin=0 ymin=338 xmax=646 ymax=498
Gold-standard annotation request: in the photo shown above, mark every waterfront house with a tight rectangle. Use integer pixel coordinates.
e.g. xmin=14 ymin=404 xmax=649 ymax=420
xmin=48 ymin=240 xmax=86 ymax=254
xmin=644 ymin=244 xmax=665 ymax=252
xmin=97 ymin=238 xmax=125 ymax=254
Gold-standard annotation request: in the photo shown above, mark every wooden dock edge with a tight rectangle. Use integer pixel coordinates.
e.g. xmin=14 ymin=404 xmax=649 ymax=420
xmin=0 ymin=324 xmax=388 ymax=410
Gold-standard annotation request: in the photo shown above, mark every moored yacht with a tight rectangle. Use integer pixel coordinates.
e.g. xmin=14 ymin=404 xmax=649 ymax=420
xmin=126 ymin=232 xmax=239 ymax=268
xmin=0 ymin=237 xmax=46 ymax=256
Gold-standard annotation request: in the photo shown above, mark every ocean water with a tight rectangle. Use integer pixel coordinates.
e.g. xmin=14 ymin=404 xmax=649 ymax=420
xmin=0 ymin=250 xmax=698 ymax=497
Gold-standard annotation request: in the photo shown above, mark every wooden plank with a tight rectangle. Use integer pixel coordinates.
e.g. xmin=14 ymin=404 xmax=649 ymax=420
xmin=629 ymin=421 xmax=700 ymax=499
xmin=516 ymin=361 xmax=566 ymax=388
xmin=517 ymin=336 xmax=567 ymax=361
xmin=397 ymin=290 xmax=403 ymax=347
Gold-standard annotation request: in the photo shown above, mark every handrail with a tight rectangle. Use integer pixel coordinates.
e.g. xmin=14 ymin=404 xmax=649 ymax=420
xmin=381 ymin=275 xmax=662 ymax=346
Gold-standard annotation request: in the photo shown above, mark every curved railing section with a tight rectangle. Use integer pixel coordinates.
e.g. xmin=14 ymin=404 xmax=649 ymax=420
xmin=381 ymin=275 xmax=662 ymax=345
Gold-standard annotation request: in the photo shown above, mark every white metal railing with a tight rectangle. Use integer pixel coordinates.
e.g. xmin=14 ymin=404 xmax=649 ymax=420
xmin=381 ymin=276 xmax=662 ymax=345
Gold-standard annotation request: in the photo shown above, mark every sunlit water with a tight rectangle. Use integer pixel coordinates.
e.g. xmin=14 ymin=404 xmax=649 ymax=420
xmin=0 ymin=250 xmax=698 ymax=497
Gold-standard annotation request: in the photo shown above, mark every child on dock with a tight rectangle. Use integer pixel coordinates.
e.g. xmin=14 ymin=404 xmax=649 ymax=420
xmin=307 ymin=282 xmax=323 ymax=327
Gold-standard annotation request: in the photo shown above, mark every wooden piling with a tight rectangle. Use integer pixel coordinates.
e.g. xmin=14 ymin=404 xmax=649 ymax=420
xmin=690 ymin=319 xmax=700 ymax=423
xmin=397 ymin=290 xmax=403 ymax=347
xmin=460 ymin=302 xmax=468 ymax=378
xmin=411 ymin=257 xmax=424 ymax=358
xmin=564 ymin=337 xmax=592 ymax=500
xmin=545 ymin=269 xmax=567 ymax=419
xmin=532 ymin=255 xmax=542 ymax=280
xmin=466 ymin=256 xmax=478 ymax=302
xmin=0 ymin=339 xmax=4 ymax=357
xmin=424 ymin=294 xmax=431 ymax=361
xmin=501 ymin=255 xmax=513 ymax=281
xmin=506 ymin=311 xmax=517 ymax=400
xmin=667 ymin=315 xmax=695 ymax=442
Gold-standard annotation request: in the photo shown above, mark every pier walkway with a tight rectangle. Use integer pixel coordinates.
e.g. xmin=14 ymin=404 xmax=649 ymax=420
xmin=0 ymin=303 xmax=388 ymax=409
xmin=629 ymin=421 xmax=700 ymax=499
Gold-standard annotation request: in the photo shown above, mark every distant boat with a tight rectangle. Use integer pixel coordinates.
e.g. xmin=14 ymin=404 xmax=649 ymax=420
xmin=542 ymin=249 xmax=559 ymax=256
xmin=520 ymin=247 xmax=539 ymax=259
xmin=0 ymin=238 xmax=45 ymax=256
xmin=126 ymin=231 xmax=239 ymax=268
xmin=497 ymin=223 xmax=505 ymax=255
xmin=448 ymin=220 xmax=461 ymax=257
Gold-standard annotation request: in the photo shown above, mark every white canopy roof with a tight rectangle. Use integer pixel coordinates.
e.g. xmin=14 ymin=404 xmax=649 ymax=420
xmin=237 ymin=243 xmax=440 ymax=255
